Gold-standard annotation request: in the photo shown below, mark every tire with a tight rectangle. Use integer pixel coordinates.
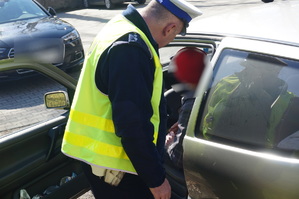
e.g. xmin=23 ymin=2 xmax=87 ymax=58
xmin=83 ymin=0 xmax=89 ymax=8
xmin=137 ymin=0 xmax=146 ymax=4
xmin=105 ymin=0 xmax=115 ymax=9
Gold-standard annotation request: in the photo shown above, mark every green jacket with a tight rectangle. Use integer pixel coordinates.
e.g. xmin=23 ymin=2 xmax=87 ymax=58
xmin=203 ymin=74 xmax=295 ymax=147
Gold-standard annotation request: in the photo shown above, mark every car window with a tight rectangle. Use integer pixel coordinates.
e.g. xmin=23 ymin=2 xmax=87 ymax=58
xmin=0 ymin=0 xmax=47 ymax=24
xmin=0 ymin=71 xmax=70 ymax=138
xmin=159 ymin=45 xmax=213 ymax=67
xmin=197 ymin=49 xmax=299 ymax=152
xmin=159 ymin=46 xmax=183 ymax=66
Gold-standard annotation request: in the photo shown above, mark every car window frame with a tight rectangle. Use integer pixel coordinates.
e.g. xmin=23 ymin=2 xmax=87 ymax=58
xmin=186 ymin=36 xmax=299 ymax=152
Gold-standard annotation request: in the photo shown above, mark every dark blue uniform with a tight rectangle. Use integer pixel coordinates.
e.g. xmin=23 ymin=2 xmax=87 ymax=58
xmin=83 ymin=4 xmax=168 ymax=199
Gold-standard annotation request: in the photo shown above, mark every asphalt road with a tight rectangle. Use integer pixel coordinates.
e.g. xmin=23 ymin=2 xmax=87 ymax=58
xmin=60 ymin=0 xmax=266 ymax=198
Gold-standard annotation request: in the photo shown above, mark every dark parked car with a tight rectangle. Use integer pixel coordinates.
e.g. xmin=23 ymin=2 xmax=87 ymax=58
xmin=0 ymin=0 xmax=84 ymax=82
xmin=83 ymin=0 xmax=146 ymax=9
xmin=1 ymin=1 xmax=299 ymax=199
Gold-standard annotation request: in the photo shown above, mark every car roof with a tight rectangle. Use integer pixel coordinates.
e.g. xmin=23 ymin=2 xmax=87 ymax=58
xmin=188 ymin=0 xmax=299 ymax=46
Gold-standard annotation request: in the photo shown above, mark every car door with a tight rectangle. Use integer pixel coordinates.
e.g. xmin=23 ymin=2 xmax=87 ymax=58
xmin=183 ymin=37 xmax=299 ymax=199
xmin=0 ymin=60 xmax=89 ymax=199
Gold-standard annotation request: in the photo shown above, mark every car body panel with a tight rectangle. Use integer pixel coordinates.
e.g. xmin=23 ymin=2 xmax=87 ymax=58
xmin=184 ymin=136 xmax=299 ymax=199
xmin=0 ymin=18 xmax=74 ymax=44
xmin=188 ymin=1 xmax=299 ymax=46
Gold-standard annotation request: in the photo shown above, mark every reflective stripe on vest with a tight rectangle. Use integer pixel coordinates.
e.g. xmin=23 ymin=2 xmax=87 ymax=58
xmin=62 ymin=15 xmax=162 ymax=174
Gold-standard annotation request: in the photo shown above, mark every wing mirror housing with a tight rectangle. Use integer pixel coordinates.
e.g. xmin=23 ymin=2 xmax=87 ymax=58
xmin=48 ymin=7 xmax=57 ymax=16
xmin=44 ymin=91 xmax=70 ymax=109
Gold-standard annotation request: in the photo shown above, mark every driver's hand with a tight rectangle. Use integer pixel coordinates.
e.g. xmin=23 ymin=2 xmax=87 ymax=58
xmin=168 ymin=122 xmax=179 ymax=133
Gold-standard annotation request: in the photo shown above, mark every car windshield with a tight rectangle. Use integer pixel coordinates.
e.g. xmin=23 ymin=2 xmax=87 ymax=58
xmin=0 ymin=0 xmax=48 ymax=24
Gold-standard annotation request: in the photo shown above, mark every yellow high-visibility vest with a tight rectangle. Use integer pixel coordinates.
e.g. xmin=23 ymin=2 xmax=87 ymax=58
xmin=62 ymin=14 xmax=163 ymax=174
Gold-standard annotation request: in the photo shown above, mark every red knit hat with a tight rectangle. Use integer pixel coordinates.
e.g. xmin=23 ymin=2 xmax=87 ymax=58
xmin=170 ymin=47 xmax=207 ymax=85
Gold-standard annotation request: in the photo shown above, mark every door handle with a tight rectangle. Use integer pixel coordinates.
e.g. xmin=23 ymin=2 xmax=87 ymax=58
xmin=46 ymin=123 xmax=66 ymax=161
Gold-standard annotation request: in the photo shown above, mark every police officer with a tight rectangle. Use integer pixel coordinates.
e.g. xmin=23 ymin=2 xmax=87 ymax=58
xmin=61 ymin=0 xmax=202 ymax=198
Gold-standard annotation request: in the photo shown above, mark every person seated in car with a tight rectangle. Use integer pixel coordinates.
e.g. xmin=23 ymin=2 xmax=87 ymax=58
xmin=203 ymin=53 xmax=299 ymax=148
xmin=165 ymin=47 xmax=208 ymax=170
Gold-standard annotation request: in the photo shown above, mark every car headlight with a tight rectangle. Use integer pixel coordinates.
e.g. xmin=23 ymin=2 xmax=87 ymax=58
xmin=62 ymin=30 xmax=80 ymax=43
xmin=0 ymin=48 xmax=8 ymax=59
xmin=0 ymin=47 xmax=7 ymax=54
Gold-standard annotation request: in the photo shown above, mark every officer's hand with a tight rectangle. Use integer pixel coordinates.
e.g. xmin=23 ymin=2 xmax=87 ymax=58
xmin=150 ymin=178 xmax=171 ymax=199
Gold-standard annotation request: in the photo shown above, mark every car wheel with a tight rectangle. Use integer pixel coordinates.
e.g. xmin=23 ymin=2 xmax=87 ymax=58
xmin=137 ymin=0 xmax=146 ymax=4
xmin=105 ymin=0 xmax=115 ymax=9
xmin=83 ymin=0 xmax=89 ymax=8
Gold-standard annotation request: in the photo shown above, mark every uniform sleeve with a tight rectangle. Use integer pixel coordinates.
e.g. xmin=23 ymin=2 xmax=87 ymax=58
xmin=103 ymin=41 xmax=166 ymax=188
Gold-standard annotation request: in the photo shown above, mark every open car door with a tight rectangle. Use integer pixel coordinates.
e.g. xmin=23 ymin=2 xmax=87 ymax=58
xmin=0 ymin=59 xmax=90 ymax=199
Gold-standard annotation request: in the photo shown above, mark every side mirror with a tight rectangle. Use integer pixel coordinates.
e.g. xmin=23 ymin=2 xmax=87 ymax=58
xmin=44 ymin=91 xmax=70 ymax=109
xmin=48 ymin=7 xmax=57 ymax=16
